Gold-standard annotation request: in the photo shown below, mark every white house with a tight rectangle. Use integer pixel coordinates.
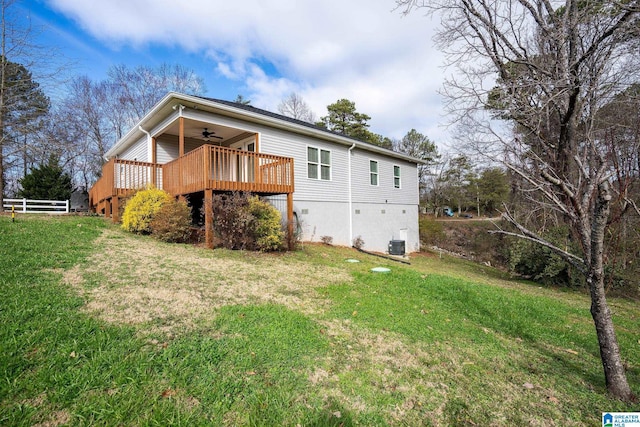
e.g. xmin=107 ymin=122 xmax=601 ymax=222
xmin=89 ymin=92 xmax=422 ymax=253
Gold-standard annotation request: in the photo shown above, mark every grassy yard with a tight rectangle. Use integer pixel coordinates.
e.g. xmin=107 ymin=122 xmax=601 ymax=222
xmin=0 ymin=215 xmax=638 ymax=426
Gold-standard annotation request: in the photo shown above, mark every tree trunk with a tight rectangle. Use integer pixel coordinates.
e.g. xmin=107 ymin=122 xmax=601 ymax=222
xmin=0 ymin=146 xmax=4 ymax=208
xmin=589 ymin=273 xmax=634 ymax=401
xmin=588 ymin=183 xmax=634 ymax=401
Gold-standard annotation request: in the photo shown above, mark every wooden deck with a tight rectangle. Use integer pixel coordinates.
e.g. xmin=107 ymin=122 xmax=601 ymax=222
xmin=89 ymin=144 xmax=294 ymax=220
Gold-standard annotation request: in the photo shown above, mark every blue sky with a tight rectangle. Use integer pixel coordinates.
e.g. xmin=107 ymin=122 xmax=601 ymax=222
xmin=16 ymin=0 xmax=448 ymax=144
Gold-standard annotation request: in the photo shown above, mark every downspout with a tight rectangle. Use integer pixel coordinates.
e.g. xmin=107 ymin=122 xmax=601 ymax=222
xmin=139 ymin=126 xmax=151 ymax=160
xmin=139 ymin=126 xmax=153 ymax=187
xmin=347 ymin=142 xmax=356 ymax=246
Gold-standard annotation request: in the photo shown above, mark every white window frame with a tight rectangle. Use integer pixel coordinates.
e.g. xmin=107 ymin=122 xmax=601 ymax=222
xmin=369 ymin=160 xmax=379 ymax=186
xmin=307 ymin=146 xmax=331 ymax=181
xmin=393 ymin=165 xmax=401 ymax=189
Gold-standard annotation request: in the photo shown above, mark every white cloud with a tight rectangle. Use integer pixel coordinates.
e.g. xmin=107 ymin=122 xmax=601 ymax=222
xmin=46 ymin=0 xmax=450 ymax=145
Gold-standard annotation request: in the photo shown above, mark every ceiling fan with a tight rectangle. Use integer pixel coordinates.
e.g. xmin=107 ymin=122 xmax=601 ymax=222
xmin=201 ymin=128 xmax=223 ymax=140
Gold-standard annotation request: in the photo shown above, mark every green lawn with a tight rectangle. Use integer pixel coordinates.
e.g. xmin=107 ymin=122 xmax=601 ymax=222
xmin=0 ymin=215 xmax=638 ymax=426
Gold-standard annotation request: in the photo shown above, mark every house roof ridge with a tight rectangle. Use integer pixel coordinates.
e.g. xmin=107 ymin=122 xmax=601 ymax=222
xmin=191 ymin=94 xmax=403 ymax=155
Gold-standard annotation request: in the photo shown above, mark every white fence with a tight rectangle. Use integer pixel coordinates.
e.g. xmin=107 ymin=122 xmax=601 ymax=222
xmin=2 ymin=198 xmax=69 ymax=214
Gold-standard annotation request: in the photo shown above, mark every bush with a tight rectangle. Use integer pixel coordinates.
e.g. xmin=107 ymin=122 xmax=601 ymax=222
xmin=320 ymin=235 xmax=333 ymax=245
xmin=248 ymin=196 xmax=285 ymax=251
xmin=209 ymin=192 xmax=253 ymax=250
xmin=285 ymin=215 xmax=303 ymax=251
xmin=121 ymin=187 xmax=172 ymax=234
xmin=207 ymin=192 xmax=284 ymax=251
xmin=506 ymin=225 xmax=582 ymax=287
xmin=150 ymin=199 xmax=192 ymax=243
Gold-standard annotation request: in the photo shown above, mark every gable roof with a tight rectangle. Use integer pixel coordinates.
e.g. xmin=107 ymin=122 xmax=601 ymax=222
xmin=106 ymin=92 xmax=424 ymax=164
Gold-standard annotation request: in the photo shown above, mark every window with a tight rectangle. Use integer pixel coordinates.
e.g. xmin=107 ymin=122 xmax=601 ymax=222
xmin=307 ymin=147 xmax=331 ymax=180
xmin=370 ymin=160 xmax=378 ymax=186
xmin=393 ymin=165 xmax=401 ymax=188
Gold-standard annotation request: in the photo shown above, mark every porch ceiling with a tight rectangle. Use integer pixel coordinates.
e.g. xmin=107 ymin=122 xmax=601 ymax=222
xmin=162 ymin=119 xmax=248 ymax=144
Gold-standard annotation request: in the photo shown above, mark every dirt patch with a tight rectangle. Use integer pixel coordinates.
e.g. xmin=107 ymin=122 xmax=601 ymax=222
xmin=32 ymin=410 xmax=71 ymax=427
xmin=311 ymin=318 xmax=447 ymax=421
xmin=63 ymin=228 xmax=351 ymax=333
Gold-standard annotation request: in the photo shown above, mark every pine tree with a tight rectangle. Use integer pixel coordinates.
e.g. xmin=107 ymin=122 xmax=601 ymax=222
xmin=18 ymin=155 xmax=72 ymax=200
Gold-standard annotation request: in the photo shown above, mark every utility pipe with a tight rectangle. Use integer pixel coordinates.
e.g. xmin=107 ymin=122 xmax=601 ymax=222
xmin=138 ymin=126 xmax=154 ymax=186
xmin=139 ymin=126 xmax=152 ymax=160
xmin=347 ymin=142 xmax=356 ymax=246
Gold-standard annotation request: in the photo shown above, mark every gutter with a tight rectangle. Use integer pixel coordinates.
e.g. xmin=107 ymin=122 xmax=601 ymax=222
xmin=347 ymin=142 xmax=356 ymax=246
xmin=106 ymin=92 xmax=426 ymax=165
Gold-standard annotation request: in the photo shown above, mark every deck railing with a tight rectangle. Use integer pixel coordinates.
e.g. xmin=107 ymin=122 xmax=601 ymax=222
xmin=89 ymin=145 xmax=294 ymax=209
xmin=162 ymin=145 xmax=294 ymax=196
xmin=89 ymin=159 xmax=160 ymax=205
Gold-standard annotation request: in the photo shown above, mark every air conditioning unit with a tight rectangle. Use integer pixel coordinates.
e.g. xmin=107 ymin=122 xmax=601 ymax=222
xmin=388 ymin=240 xmax=405 ymax=256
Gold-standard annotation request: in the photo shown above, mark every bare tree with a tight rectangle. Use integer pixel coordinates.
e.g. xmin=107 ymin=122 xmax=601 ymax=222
xmin=397 ymin=0 xmax=639 ymax=401
xmin=108 ymin=63 xmax=206 ymax=130
xmin=277 ymin=92 xmax=316 ymax=123
xmin=0 ymin=0 xmax=48 ymax=202
xmin=0 ymin=0 xmax=72 ymax=201
xmin=54 ymin=64 xmax=206 ymax=189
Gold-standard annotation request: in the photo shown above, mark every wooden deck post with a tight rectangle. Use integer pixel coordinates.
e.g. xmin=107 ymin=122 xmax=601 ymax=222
xmin=112 ymin=197 xmax=120 ymax=223
xmin=105 ymin=197 xmax=112 ymax=219
xmin=287 ymin=192 xmax=294 ymax=250
xmin=179 ymin=117 xmax=185 ymax=157
xmin=205 ymin=189 xmax=214 ymax=249
xmin=179 ymin=116 xmax=185 ymax=194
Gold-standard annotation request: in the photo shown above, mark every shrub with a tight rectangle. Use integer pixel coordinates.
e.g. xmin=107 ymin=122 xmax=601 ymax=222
xmin=209 ymin=192 xmax=253 ymax=250
xmin=285 ymin=215 xmax=303 ymax=251
xmin=121 ymin=187 xmax=172 ymax=234
xmin=248 ymin=196 xmax=284 ymax=251
xmin=150 ymin=199 xmax=192 ymax=243
xmin=207 ymin=192 xmax=284 ymax=251
xmin=506 ymin=225 xmax=582 ymax=287
xmin=320 ymin=235 xmax=333 ymax=245
xmin=352 ymin=235 xmax=364 ymax=249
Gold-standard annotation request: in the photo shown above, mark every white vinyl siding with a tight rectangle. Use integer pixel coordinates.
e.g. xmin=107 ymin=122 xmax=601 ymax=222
xmin=351 ymin=150 xmax=418 ymax=205
xmin=394 ymin=165 xmax=401 ymax=189
xmin=307 ymin=146 xmax=331 ymax=180
xmin=260 ymin=130 xmax=349 ymax=203
xmin=155 ymin=135 xmax=204 ymax=164
xmin=370 ymin=160 xmax=379 ymax=186
xmin=119 ymin=136 xmax=148 ymax=162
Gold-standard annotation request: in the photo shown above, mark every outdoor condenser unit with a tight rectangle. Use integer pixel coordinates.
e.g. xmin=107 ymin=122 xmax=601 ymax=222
xmin=388 ymin=240 xmax=405 ymax=256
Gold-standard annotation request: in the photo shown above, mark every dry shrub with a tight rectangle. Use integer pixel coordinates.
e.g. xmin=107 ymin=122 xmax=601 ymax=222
xmin=206 ymin=192 xmax=284 ymax=251
xmin=150 ymin=199 xmax=192 ymax=243
xmin=320 ymin=235 xmax=333 ymax=245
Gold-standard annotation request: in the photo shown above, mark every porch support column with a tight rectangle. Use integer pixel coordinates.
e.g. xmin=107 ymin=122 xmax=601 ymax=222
xmin=287 ymin=192 xmax=294 ymax=250
xmin=112 ymin=197 xmax=120 ymax=223
xmin=205 ymin=189 xmax=214 ymax=249
xmin=179 ymin=116 xmax=185 ymax=157
xmin=178 ymin=116 xmax=185 ymax=199
xmin=151 ymin=136 xmax=157 ymax=187
xmin=254 ymin=133 xmax=260 ymax=185
xmin=105 ymin=197 xmax=112 ymax=220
